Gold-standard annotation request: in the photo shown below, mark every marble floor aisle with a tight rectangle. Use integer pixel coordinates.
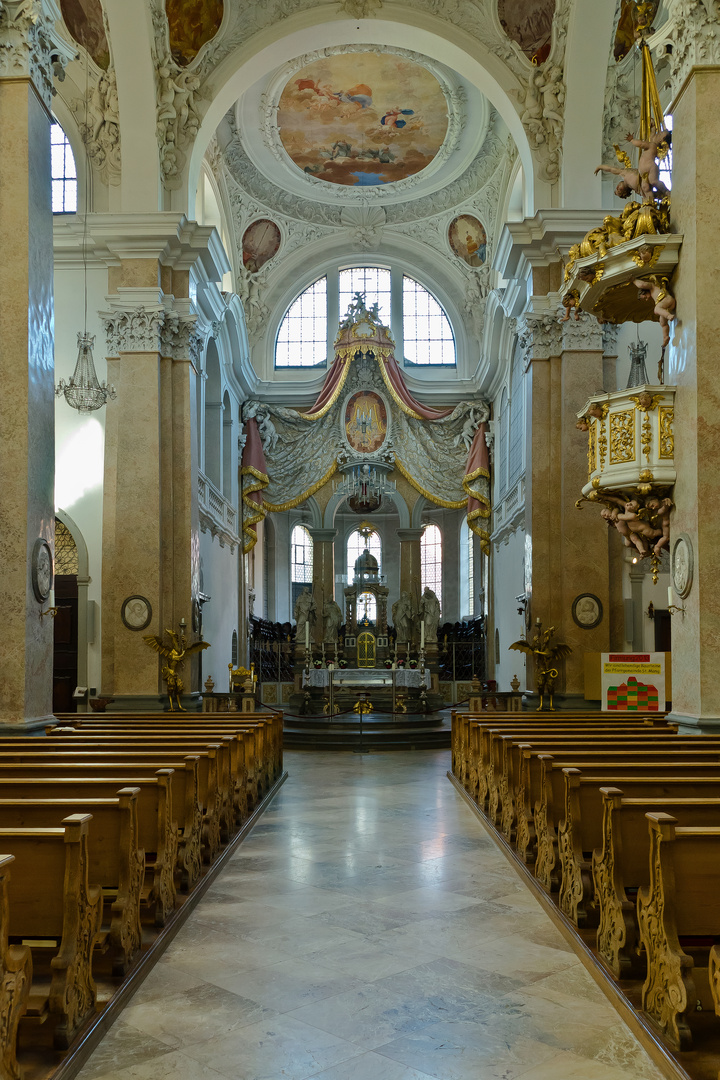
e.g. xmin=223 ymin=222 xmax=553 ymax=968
xmin=76 ymin=751 xmax=665 ymax=1080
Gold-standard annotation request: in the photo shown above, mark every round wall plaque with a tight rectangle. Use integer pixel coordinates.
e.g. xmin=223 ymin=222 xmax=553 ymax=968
xmin=572 ymin=593 xmax=603 ymax=629
xmin=121 ymin=595 xmax=152 ymax=631
xmin=31 ymin=538 xmax=53 ymax=602
xmin=671 ymin=534 xmax=693 ymax=599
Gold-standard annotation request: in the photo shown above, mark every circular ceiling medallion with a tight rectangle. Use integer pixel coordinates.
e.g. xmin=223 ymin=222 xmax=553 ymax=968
xmin=277 ymin=52 xmax=449 ymax=188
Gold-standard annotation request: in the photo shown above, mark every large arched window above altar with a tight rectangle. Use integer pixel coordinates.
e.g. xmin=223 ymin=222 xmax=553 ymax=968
xmin=421 ymin=524 xmax=443 ymax=608
xmin=275 ymin=277 xmax=328 ymax=368
xmin=291 ymin=524 xmax=313 ymax=608
xmin=347 ymin=528 xmax=382 ymax=584
xmin=275 ymin=267 xmax=456 ymax=369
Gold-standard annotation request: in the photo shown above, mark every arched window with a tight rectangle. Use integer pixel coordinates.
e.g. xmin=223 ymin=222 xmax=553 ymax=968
xmin=357 ymin=590 xmax=377 ymax=625
xmin=421 ymin=523 xmax=442 ymax=608
xmin=460 ymin=518 xmax=474 ymax=619
xmin=402 ymin=275 xmax=455 ymax=366
xmin=346 ymin=528 xmax=382 ymax=584
xmin=291 ymin=524 xmax=313 ymax=609
xmin=275 ymin=277 xmax=328 ymax=368
xmin=275 ymin=266 xmax=456 ymax=368
xmin=51 ymin=123 xmax=77 ymax=213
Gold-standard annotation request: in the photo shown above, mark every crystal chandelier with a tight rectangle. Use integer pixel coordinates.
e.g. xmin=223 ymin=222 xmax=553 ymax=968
xmin=55 ymin=53 xmax=116 ymax=414
xmin=56 ymin=332 xmax=116 ymax=412
xmin=334 ymin=461 xmax=396 ymax=513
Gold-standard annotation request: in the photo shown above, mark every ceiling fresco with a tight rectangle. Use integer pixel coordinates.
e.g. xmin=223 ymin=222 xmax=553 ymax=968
xmin=497 ymin=0 xmax=555 ymax=64
xmin=165 ymin=0 xmax=224 ymax=66
xmin=60 ymin=0 xmax=110 ymax=69
xmin=276 ymin=52 xmax=449 ymax=188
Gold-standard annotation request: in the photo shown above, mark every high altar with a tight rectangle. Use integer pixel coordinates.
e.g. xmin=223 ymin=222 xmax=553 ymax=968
xmin=240 ymin=297 xmax=490 ymax=675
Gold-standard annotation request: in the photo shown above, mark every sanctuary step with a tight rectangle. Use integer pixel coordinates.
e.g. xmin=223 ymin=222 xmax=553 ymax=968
xmin=282 ymin=711 xmax=451 ymax=750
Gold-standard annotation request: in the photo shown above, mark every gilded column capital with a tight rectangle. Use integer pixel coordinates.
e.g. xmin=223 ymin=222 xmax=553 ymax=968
xmin=561 ymin=312 xmax=604 ymax=353
xmin=0 ymin=0 xmax=75 ymax=109
xmin=517 ymin=312 xmax=561 ymax=362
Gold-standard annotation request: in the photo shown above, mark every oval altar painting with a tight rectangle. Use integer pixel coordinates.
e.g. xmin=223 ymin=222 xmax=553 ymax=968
xmin=277 ymin=51 xmax=448 ymax=187
xmin=345 ymin=391 xmax=388 ymax=454
xmin=449 ymin=214 xmax=487 ymax=267
xmin=242 ymin=219 xmax=281 ymax=272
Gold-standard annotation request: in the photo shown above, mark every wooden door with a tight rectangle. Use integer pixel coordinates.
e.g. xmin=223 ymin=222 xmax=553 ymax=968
xmin=53 ymin=575 xmax=78 ymax=713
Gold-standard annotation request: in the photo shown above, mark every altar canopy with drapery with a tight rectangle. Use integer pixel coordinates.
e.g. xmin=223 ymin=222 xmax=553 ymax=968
xmin=240 ymin=302 xmax=491 ymax=553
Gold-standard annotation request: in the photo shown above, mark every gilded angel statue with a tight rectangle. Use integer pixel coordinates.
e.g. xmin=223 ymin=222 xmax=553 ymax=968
xmin=509 ymin=620 xmax=572 ymax=711
xmin=144 ymin=628 xmax=210 ymax=711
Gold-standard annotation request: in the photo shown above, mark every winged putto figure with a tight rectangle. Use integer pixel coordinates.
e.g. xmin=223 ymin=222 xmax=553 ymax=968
xmin=144 ymin=628 xmax=210 ymax=711
xmin=509 ymin=620 xmax=572 ymax=711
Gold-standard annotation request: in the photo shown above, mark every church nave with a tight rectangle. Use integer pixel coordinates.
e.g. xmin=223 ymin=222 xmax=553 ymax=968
xmin=75 ymin=751 xmax=663 ymax=1080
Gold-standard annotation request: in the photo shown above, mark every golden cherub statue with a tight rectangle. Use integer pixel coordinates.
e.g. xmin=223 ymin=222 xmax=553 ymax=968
xmin=144 ymin=627 xmax=210 ymax=711
xmin=509 ymin=620 xmax=572 ymax=711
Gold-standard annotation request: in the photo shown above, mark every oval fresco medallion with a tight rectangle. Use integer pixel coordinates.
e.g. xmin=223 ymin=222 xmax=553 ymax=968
xmin=277 ymin=51 xmax=448 ymax=188
xmin=242 ymin=219 xmax=281 ymax=273
xmin=345 ymin=391 xmax=388 ymax=454
xmin=449 ymin=214 xmax=487 ymax=267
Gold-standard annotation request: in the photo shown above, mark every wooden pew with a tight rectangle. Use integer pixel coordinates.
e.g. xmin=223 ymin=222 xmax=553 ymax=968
xmin=52 ymin=719 xmax=268 ymax=810
xmin=58 ymin=713 xmax=282 ymax=797
xmin=489 ymin=729 xmax=686 ymax=835
xmin=0 ymin=759 xmax=201 ymax=891
xmin=637 ymin=812 xmax=720 ymax=1052
xmin=531 ymin=756 xmax=720 ymax=891
xmin=46 ymin=729 xmax=251 ymax=828
xmin=0 ymin=855 xmax=31 ymax=1080
xmin=0 ymin=791 xmax=144 ymax=976
xmin=590 ymin=787 xmax=720 ymax=976
xmin=464 ymin=716 xmax=671 ymax=807
xmin=0 ymin=775 xmax=176 ymax=928
xmin=13 ymin=738 xmax=232 ymax=860
xmin=0 ymin=814 xmax=103 ymax=1050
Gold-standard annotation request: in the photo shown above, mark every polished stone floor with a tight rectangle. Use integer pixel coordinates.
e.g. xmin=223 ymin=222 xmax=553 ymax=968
xmin=76 ymin=751 xmax=665 ymax=1080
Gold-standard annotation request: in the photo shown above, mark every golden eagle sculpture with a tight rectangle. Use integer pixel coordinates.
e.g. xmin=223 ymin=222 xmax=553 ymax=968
xmin=143 ymin=628 xmax=210 ymax=711
xmin=509 ymin=620 xmax=572 ymax=711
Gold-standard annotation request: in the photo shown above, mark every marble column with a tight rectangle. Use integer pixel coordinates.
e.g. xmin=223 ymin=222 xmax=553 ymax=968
xmin=308 ymin=528 xmax=336 ymax=644
xmin=397 ymin=528 xmax=423 ymax=645
xmin=521 ymin=311 xmax=610 ymax=703
xmin=665 ymin=67 xmax=720 ymax=729
xmin=100 ymin=253 xmax=207 ymax=709
xmin=0 ymin=4 xmax=69 ymax=728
